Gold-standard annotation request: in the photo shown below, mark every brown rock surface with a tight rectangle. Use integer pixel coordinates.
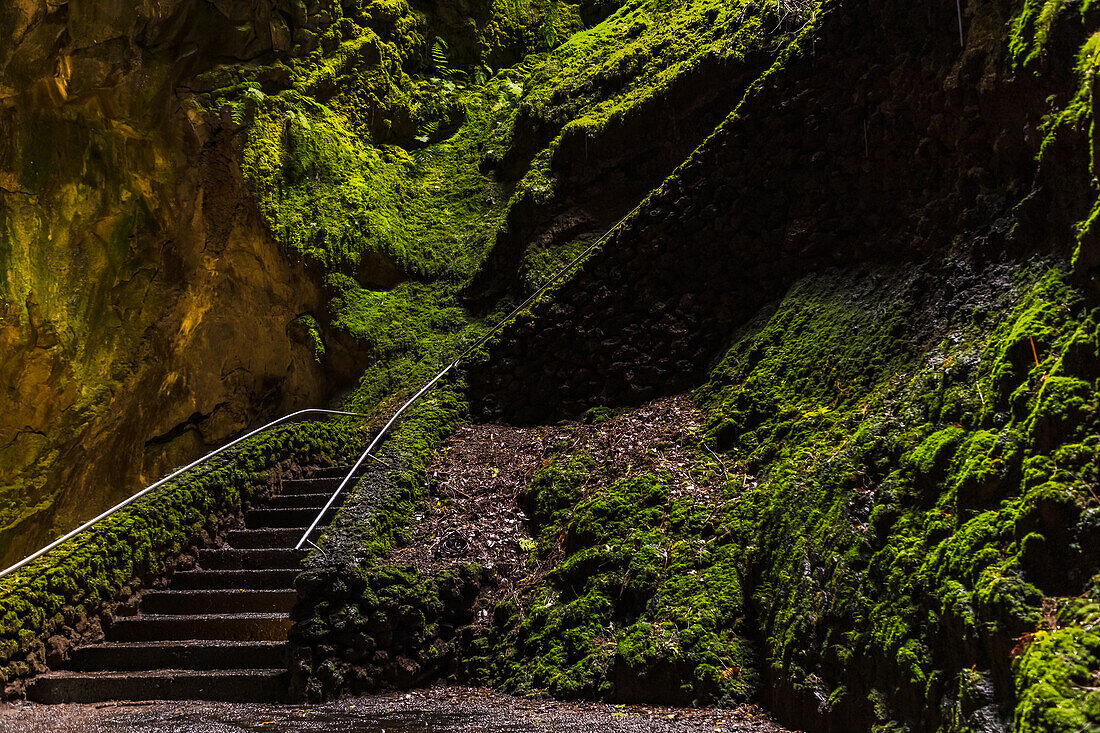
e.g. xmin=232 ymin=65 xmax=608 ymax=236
xmin=0 ymin=0 xmax=339 ymax=564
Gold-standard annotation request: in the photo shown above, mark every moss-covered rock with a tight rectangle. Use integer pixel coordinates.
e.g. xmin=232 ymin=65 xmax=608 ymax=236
xmin=690 ymin=261 xmax=1100 ymax=730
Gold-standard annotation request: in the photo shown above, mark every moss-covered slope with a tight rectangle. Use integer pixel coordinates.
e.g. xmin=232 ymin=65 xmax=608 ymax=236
xmin=695 ymin=261 xmax=1100 ymax=730
xmin=285 ymin=0 xmax=1100 ymax=728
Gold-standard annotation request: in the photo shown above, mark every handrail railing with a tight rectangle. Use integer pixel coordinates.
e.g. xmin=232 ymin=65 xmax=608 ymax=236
xmin=0 ymin=408 xmax=369 ymax=580
xmin=294 ymin=366 xmax=458 ymax=548
xmin=296 ymin=204 xmax=643 ymax=551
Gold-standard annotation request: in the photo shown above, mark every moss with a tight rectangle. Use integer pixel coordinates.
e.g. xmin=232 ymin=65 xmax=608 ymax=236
xmin=1010 ymin=0 xmax=1100 ymax=283
xmin=697 ymin=267 xmax=916 ymax=462
xmin=304 ymin=378 xmax=468 ymax=566
xmin=1014 ymin=599 xmax=1100 ymax=732
xmin=195 ymin=0 xmax=599 ymax=280
xmin=459 ymin=457 xmax=756 ymax=704
xmin=689 ymin=261 xmax=1100 ymax=727
xmin=292 ymin=260 xmax=1097 ymax=717
xmin=291 ymin=314 xmax=327 ymax=363
xmin=493 ymin=0 xmax=820 ymax=286
xmin=1009 ymin=0 xmax=1075 ymax=68
xmin=230 ymin=76 xmax=509 ymax=279
xmin=291 ymin=379 xmax=471 ymax=699
xmin=191 ymin=0 xmax=631 ymax=430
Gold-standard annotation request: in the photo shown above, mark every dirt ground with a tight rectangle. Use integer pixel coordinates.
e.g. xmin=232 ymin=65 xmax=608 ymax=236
xmin=0 ymin=687 xmax=796 ymax=732
xmin=391 ymin=394 xmax=729 ymax=576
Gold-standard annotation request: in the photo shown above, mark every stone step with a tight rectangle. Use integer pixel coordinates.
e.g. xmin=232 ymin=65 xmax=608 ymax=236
xmin=107 ymin=613 xmax=291 ymax=642
xmin=266 ymin=492 xmax=332 ymax=509
xmin=225 ymin=527 xmax=306 ymax=549
xmin=197 ymin=548 xmax=305 ymax=570
xmin=169 ymin=569 xmax=299 ymax=590
xmin=26 ymin=668 xmax=289 ymax=704
xmin=245 ymin=506 xmax=335 ymax=529
xmin=305 ymin=465 xmax=357 ymax=479
xmin=142 ymin=589 xmax=296 ymax=615
xmin=276 ymin=476 xmax=348 ymax=494
xmin=66 ymin=641 xmax=287 ymax=672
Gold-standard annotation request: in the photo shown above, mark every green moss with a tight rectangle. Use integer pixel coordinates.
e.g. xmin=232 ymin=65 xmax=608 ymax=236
xmin=191 ymin=0 xmax=623 ymax=428
xmin=1014 ymin=599 xmax=1100 ymax=732
xmin=904 ymin=426 xmax=966 ymax=503
xmin=1009 ymin=0 xmax=1074 ymax=68
xmin=292 ymin=314 xmax=327 ymax=363
xmin=295 ymin=261 xmax=1097 ymax=717
xmin=1010 ymin=1 xmax=1100 ymax=282
xmin=495 ymin=0 xmax=820 ymax=286
xmin=292 ymin=378 xmax=471 ymax=700
xmin=196 ymin=0 xmax=596 ymax=280
xmin=697 ymin=267 xmax=916 ymax=463
xmin=458 ymin=456 xmax=756 ymax=704
xmin=691 ymin=261 xmax=1100 ymax=727
xmin=307 ymin=379 xmax=468 ymax=564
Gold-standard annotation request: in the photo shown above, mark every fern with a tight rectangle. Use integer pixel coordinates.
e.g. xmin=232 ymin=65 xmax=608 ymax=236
xmin=413 ymin=147 xmax=437 ymax=168
xmin=502 ymin=78 xmax=524 ymax=98
xmin=431 ymin=38 xmax=449 ymax=76
xmin=242 ymin=86 xmax=266 ymax=105
xmin=414 ymin=118 xmax=441 ymax=144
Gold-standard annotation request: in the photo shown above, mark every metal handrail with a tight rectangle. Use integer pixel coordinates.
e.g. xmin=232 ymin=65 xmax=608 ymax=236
xmin=296 ymin=204 xmax=643 ymax=551
xmin=294 ymin=366 xmax=458 ymax=548
xmin=0 ymin=408 xmax=369 ymax=580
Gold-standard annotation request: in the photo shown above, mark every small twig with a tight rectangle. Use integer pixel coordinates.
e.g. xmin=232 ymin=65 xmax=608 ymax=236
xmin=703 ymin=498 xmax=736 ymax=527
xmin=704 ymin=443 xmax=731 ymax=486
xmin=1029 ymin=335 xmax=1049 ymax=381
xmin=1084 ymin=482 xmax=1100 ymax=507
xmin=448 ymin=485 xmax=475 ymax=502
xmin=366 ymin=453 xmax=395 ymax=469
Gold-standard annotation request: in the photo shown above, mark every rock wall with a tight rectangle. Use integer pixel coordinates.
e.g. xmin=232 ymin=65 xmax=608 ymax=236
xmin=468 ymin=0 xmax=1088 ymax=423
xmin=0 ymin=0 xmax=344 ymax=564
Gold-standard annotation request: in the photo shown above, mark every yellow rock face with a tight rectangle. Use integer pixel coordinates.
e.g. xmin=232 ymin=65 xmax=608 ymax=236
xmin=0 ymin=0 xmax=338 ymax=564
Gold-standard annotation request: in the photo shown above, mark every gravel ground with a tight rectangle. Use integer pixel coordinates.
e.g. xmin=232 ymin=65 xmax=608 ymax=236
xmin=397 ymin=394 xmax=728 ymax=577
xmin=0 ymin=687 xmax=795 ymax=732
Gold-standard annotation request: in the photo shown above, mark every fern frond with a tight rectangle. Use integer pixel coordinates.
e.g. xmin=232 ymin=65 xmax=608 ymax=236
xmin=431 ymin=38 xmax=449 ymax=75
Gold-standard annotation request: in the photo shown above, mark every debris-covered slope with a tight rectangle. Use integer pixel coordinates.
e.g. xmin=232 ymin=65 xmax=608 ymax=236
xmin=291 ymin=258 xmax=1100 ymax=731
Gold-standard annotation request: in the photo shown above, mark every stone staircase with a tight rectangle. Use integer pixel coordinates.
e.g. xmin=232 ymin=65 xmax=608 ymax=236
xmin=26 ymin=467 xmax=351 ymax=704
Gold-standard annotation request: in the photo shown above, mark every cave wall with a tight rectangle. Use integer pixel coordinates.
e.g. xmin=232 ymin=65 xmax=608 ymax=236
xmin=0 ymin=0 xmax=339 ymax=564
xmin=467 ymin=0 xmax=1089 ymax=423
